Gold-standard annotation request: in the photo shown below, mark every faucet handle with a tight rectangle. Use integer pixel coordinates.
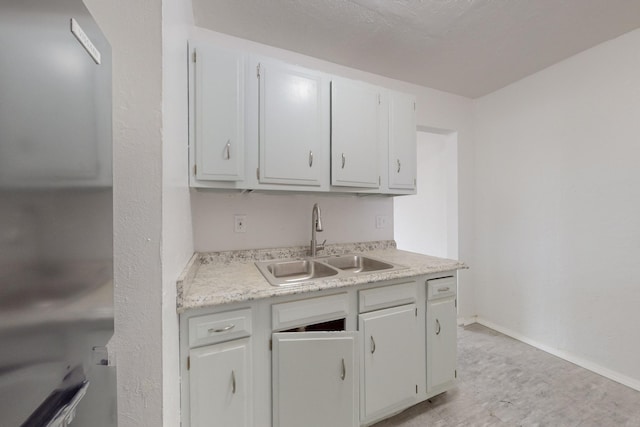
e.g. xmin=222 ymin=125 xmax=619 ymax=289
xmin=318 ymin=239 xmax=327 ymax=251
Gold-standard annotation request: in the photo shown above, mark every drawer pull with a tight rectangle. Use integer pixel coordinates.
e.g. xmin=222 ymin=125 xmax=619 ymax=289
xmin=209 ymin=324 xmax=235 ymax=333
xmin=309 ymin=150 xmax=313 ymax=167
xmin=370 ymin=336 xmax=376 ymax=354
xmin=340 ymin=358 xmax=346 ymax=381
xmin=438 ymin=287 xmax=450 ymax=292
xmin=231 ymin=370 xmax=236 ymax=394
xmin=435 ymin=319 xmax=441 ymax=335
xmin=341 ymin=153 xmax=346 ymax=169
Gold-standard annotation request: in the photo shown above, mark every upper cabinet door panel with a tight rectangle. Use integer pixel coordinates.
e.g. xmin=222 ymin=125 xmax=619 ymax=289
xmin=331 ymin=77 xmax=380 ymax=188
xmin=192 ymin=43 xmax=245 ymax=181
xmin=388 ymin=91 xmax=416 ymax=190
xmin=258 ymin=59 xmax=328 ymax=186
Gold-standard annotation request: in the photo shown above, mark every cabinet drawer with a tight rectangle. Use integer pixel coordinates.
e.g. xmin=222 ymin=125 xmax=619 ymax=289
xmin=426 ymin=276 xmax=456 ymax=300
xmin=272 ymin=293 xmax=349 ymax=331
xmin=188 ymin=308 xmax=252 ymax=348
xmin=359 ymin=281 xmax=416 ymax=313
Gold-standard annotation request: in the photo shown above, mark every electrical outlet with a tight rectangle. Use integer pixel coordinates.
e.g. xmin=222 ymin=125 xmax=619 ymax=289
xmin=375 ymin=215 xmax=388 ymax=229
xmin=234 ymin=214 xmax=247 ymax=233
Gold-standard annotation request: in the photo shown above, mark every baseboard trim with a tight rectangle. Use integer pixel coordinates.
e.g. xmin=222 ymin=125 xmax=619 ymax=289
xmin=457 ymin=315 xmax=478 ymax=327
xmin=474 ymin=317 xmax=640 ymax=393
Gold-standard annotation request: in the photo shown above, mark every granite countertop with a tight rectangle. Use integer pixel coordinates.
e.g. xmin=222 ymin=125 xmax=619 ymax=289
xmin=177 ymin=240 xmax=467 ymax=313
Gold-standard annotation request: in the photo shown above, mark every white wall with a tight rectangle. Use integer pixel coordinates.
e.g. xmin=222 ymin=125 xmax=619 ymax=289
xmin=83 ymin=0 xmax=164 ymax=425
xmin=161 ymin=0 xmax=195 ymax=425
xmin=190 ymin=28 xmax=476 ymax=320
xmin=394 ymin=131 xmax=458 ymax=259
xmin=473 ymin=28 xmax=640 ymax=390
xmin=192 ymin=192 xmax=393 ymax=252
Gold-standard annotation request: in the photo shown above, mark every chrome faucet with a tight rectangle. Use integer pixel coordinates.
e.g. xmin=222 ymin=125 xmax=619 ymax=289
xmin=310 ymin=203 xmax=325 ymax=256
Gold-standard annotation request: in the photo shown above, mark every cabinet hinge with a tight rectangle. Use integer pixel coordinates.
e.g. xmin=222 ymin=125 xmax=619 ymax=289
xmin=192 ymin=50 xmax=196 ymax=63
xmin=193 ymin=164 xmax=197 ymax=175
xmin=256 ymin=167 xmax=260 ymax=180
xmin=187 ymin=356 xmax=190 ymax=371
xmin=257 ymin=64 xmax=261 ymax=78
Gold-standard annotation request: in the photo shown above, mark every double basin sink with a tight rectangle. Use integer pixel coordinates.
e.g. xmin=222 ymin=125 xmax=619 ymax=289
xmin=255 ymin=254 xmax=405 ymax=287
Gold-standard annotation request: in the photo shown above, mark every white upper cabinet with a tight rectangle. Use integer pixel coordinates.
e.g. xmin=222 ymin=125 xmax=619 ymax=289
xmin=388 ymin=91 xmax=417 ymax=191
xmin=190 ymin=42 xmax=245 ymax=183
xmin=330 ymin=77 xmax=381 ymax=188
xmin=256 ymin=58 xmax=329 ymax=187
xmin=187 ymin=41 xmax=418 ymax=195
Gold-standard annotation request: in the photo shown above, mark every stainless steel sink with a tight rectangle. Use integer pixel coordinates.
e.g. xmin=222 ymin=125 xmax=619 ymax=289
xmin=255 ymin=253 xmax=405 ymax=287
xmin=256 ymin=259 xmax=338 ymax=286
xmin=318 ymin=254 xmax=394 ymax=273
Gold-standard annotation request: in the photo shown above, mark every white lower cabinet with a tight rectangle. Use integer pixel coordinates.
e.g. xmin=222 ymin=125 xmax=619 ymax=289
xmin=272 ymin=332 xmax=359 ymax=427
xmin=189 ymin=338 xmax=252 ymax=427
xmin=426 ymin=277 xmax=458 ymax=394
xmin=359 ymin=304 xmax=420 ymax=424
xmin=180 ymin=272 xmax=458 ymax=427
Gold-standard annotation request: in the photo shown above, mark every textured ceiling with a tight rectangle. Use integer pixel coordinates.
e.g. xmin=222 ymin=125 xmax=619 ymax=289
xmin=192 ymin=0 xmax=640 ymax=98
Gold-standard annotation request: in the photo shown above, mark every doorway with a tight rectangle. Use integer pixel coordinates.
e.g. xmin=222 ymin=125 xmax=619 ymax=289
xmin=393 ymin=130 xmax=458 ymax=259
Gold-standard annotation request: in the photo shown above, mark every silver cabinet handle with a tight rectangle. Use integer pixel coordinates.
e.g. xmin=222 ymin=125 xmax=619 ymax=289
xmin=397 ymin=159 xmax=401 ymax=173
xmin=224 ymin=140 xmax=231 ymax=160
xmin=340 ymin=358 xmax=346 ymax=380
xmin=370 ymin=336 xmax=376 ymax=354
xmin=438 ymin=287 xmax=450 ymax=292
xmin=231 ymin=370 xmax=236 ymax=394
xmin=208 ymin=324 xmax=235 ymax=333
xmin=341 ymin=153 xmax=346 ymax=169
xmin=309 ymin=150 xmax=313 ymax=167
xmin=436 ymin=319 xmax=441 ymax=335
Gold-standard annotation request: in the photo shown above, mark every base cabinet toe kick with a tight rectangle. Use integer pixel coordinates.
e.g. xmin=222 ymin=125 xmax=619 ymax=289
xmin=179 ymin=271 xmax=458 ymax=427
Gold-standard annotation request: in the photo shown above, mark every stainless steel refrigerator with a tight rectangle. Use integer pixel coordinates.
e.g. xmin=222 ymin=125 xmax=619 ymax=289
xmin=0 ymin=0 xmax=115 ymax=425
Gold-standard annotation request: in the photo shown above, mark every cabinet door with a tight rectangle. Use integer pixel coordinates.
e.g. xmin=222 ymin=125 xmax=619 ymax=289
xmin=359 ymin=304 xmax=419 ymax=422
xmin=258 ymin=59 xmax=328 ymax=186
xmin=331 ymin=77 xmax=380 ymax=188
xmin=191 ymin=44 xmax=245 ymax=182
xmin=388 ymin=91 xmax=416 ymax=190
xmin=426 ymin=297 xmax=457 ymax=393
xmin=272 ymin=331 xmax=358 ymax=427
xmin=189 ymin=338 xmax=251 ymax=427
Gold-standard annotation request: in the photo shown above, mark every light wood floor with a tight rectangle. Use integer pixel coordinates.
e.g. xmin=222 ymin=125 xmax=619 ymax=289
xmin=373 ymin=323 xmax=640 ymax=426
